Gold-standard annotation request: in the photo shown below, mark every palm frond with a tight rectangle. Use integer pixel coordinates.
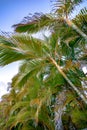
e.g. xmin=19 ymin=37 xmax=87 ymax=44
xmin=6 ymin=110 xmax=35 ymax=129
xmin=13 ymin=13 xmax=55 ymax=33
xmin=10 ymin=101 xmax=30 ymax=113
xmin=52 ymin=0 xmax=83 ymax=17
xmin=73 ymin=7 xmax=87 ymax=34
xmin=12 ymin=58 xmax=49 ymax=87
xmin=0 ymin=34 xmax=46 ymax=66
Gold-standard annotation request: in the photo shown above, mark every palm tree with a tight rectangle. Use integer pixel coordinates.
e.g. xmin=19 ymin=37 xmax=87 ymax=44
xmin=13 ymin=0 xmax=87 ymax=103
xmin=0 ymin=32 xmax=87 ymax=129
xmin=0 ymin=0 xmax=87 ymax=129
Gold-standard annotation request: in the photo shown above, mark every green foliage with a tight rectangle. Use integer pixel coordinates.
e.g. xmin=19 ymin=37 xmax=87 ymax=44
xmin=13 ymin=13 xmax=55 ymax=33
xmin=0 ymin=0 xmax=87 ymax=129
xmin=52 ymin=0 xmax=83 ymax=14
xmin=72 ymin=109 xmax=87 ymax=129
xmin=73 ymin=7 xmax=87 ymax=34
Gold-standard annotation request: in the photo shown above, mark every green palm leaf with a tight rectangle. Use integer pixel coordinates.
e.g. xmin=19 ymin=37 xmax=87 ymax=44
xmin=12 ymin=58 xmax=49 ymax=87
xmin=13 ymin=13 xmax=55 ymax=33
xmin=52 ymin=0 xmax=83 ymax=15
xmin=0 ymin=34 xmax=47 ymax=66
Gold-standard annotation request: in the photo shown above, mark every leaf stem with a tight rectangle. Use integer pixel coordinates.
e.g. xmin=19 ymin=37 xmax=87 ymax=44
xmin=64 ymin=18 xmax=87 ymax=41
xmin=50 ymin=57 xmax=87 ymax=104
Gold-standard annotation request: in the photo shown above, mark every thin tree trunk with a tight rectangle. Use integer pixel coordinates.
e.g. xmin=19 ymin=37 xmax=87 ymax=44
xmin=64 ymin=18 xmax=87 ymax=41
xmin=54 ymin=90 xmax=66 ymax=130
xmin=50 ymin=57 xmax=87 ymax=104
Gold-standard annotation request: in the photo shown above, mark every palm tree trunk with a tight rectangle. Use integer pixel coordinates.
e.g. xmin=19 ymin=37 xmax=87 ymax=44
xmin=64 ymin=18 xmax=87 ymax=41
xmin=54 ymin=91 xmax=66 ymax=130
xmin=50 ymin=57 xmax=87 ymax=104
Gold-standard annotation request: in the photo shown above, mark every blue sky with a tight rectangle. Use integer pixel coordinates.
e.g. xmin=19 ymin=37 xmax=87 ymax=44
xmin=0 ymin=0 xmax=87 ymax=97
xmin=0 ymin=0 xmax=50 ymax=32
xmin=0 ymin=0 xmax=87 ymax=32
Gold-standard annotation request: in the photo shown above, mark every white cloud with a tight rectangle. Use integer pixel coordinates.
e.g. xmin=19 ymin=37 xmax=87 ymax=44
xmin=0 ymin=62 xmax=19 ymax=98
xmin=0 ymin=82 xmax=8 ymax=99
